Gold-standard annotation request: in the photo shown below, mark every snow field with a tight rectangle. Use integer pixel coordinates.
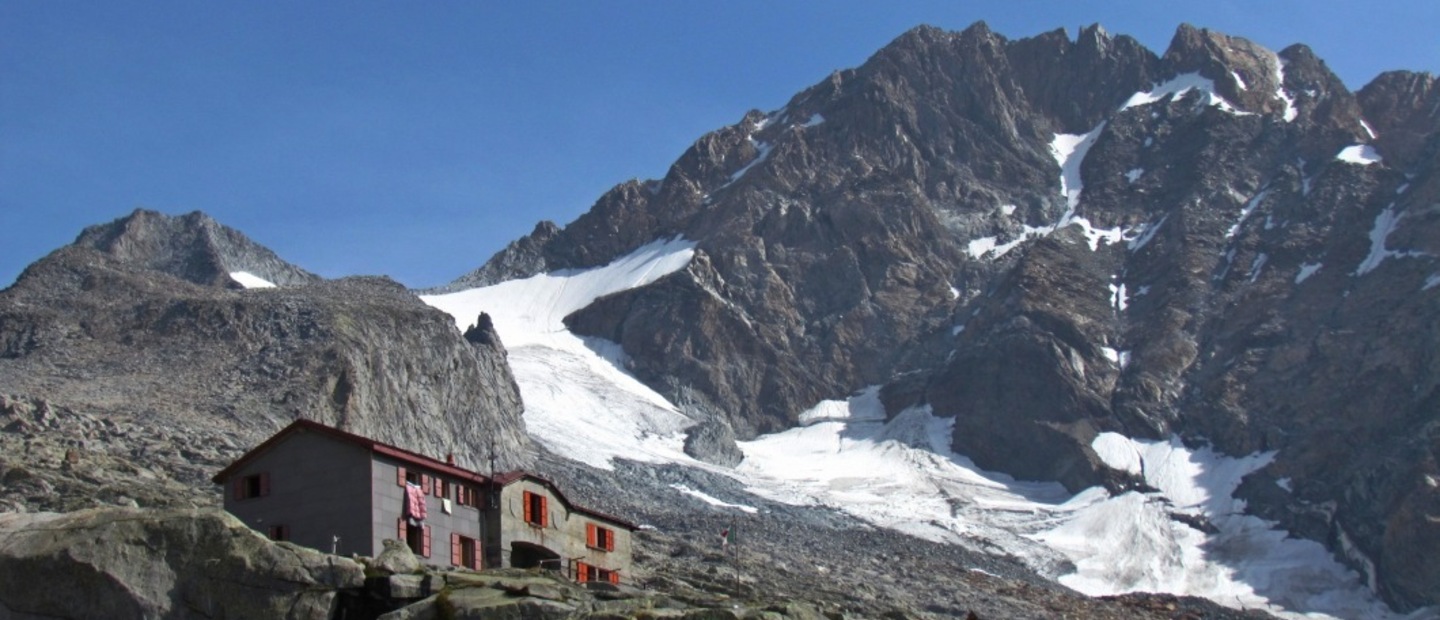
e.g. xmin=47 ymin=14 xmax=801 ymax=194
xmin=229 ymin=271 xmax=277 ymax=288
xmin=422 ymin=236 xmax=1410 ymax=619
xmin=420 ymin=237 xmax=700 ymax=469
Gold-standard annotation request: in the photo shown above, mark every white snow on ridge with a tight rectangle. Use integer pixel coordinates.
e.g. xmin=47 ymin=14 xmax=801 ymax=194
xmin=423 ymin=236 xmax=695 ymax=344
xmin=1337 ymin=145 xmax=1383 ymax=166
xmin=1226 ymin=188 xmax=1271 ymax=239
xmin=230 ymin=271 xmax=276 ymax=289
xmin=1127 ymin=215 xmax=1167 ymax=252
xmin=1274 ymin=56 xmax=1299 ymax=122
xmin=1120 ymin=72 xmax=1248 ymax=115
xmin=727 ymin=138 xmax=774 ymax=185
xmin=1051 ymin=124 xmax=1106 ymax=212
xmin=1355 ymin=205 xmax=1419 ymax=276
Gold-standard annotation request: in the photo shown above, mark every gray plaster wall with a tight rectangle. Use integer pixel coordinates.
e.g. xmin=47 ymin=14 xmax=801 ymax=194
xmin=496 ymin=480 xmax=632 ymax=578
xmin=220 ymin=429 xmax=373 ymax=556
xmin=370 ymin=457 xmax=482 ymax=567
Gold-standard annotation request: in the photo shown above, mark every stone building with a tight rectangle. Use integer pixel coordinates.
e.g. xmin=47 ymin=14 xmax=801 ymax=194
xmin=212 ymin=420 xmax=636 ymax=584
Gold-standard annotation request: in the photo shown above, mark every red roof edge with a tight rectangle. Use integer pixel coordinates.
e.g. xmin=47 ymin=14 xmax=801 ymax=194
xmin=213 ymin=419 xmax=490 ymax=485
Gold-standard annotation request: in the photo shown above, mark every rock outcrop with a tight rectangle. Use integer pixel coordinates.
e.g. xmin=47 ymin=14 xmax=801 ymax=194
xmin=0 ymin=505 xmax=1270 ymax=620
xmin=0 ymin=507 xmax=364 ymax=618
xmin=0 ymin=211 xmax=531 ymax=511
xmin=448 ymin=22 xmax=1440 ymax=610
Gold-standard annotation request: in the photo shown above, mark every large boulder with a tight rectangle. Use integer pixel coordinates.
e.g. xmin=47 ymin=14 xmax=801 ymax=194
xmin=0 ymin=506 xmax=363 ymax=619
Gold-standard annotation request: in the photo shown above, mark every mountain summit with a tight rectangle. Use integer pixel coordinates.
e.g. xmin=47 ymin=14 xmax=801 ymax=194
xmin=72 ymin=208 xmax=320 ymax=288
xmin=444 ymin=22 xmax=1440 ymax=610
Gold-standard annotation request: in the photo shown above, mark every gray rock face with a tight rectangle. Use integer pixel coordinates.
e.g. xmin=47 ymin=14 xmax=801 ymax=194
xmin=452 ymin=22 xmax=1440 ymax=610
xmin=0 ymin=213 xmax=532 ymax=510
xmin=374 ymin=538 xmax=422 ymax=575
xmin=74 ymin=208 xmax=321 ymax=288
xmin=0 ymin=507 xmax=364 ymax=619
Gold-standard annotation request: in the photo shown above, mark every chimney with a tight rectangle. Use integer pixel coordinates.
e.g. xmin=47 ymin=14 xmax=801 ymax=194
xmin=446 ymin=453 xmax=455 ymax=465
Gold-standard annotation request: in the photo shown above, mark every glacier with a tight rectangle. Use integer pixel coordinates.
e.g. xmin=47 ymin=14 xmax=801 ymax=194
xmin=421 ymin=237 xmax=1412 ymax=620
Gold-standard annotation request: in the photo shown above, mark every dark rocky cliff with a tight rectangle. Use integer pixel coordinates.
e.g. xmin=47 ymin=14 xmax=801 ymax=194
xmin=450 ymin=23 xmax=1440 ymax=610
xmin=0 ymin=210 xmax=531 ymax=512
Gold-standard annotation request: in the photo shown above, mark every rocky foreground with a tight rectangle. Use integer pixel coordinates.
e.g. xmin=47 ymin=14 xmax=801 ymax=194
xmin=0 ymin=505 xmax=1275 ymax=619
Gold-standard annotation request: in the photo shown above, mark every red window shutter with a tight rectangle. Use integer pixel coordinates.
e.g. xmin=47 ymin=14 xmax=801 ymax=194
xmin=522 ymin=492 xmax=533 ymax=523
xmin=586 ymin=523 xmax=597 ymax=547
xmin=397 ymin=518 xmax=405 ymax=542
xmin=451 ymin=533 xmax=462 ymax=566
xmin=609 ymin=571 xmax=619 ymax=585
xmin=607 ymin=530 xmax=615 ymax=552
xmin=396 ymin=467 xmax=407 ymax=487
xmin=258 ymin=472 xmax=271 ymax=497
xmin=422 ymin=525 xmax=432 ymax=557
xmin=231 ymin=478 xmax=244 ymax=501
xmin=576 ymin=562 xmax=589 ymax=583
xmin=540 ymin=496 xmax=549 ymax=527
xmin=421 ymin=474 xmax=431 ymax=494
xmin=433 ymin=477 xmax=441 ymax=496
xmin=471 ymin=539 xmax=482 ymax=570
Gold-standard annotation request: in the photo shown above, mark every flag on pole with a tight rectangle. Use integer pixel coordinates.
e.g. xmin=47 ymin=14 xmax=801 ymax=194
xmin=720 ymin=527 xmax=730 ymax=549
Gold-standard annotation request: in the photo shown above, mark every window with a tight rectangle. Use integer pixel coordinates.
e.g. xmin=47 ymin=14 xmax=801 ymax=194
xmin=522 ymin=491 xmax=548 ymax=528
xmin=450 ymin=533 xmax=481 ymax=570
xmin=433 ymin=477 xmax=449 ymax=499
xmin=576 ymin=562 xmax=619 ymax=585
xmin=586 ymin=523 xmax=615 ymax=551
xmin=397 ymin=519 xmax=431 ymax=557
xmin=232 ymin=472 xmax=270 ymax=501
xmin=267 ymin=525 xmax=289 ymax=542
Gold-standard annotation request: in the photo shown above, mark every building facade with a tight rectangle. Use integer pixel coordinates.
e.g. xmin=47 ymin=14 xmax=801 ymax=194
xmin=213 ymin=420 xmax=635 ymax=583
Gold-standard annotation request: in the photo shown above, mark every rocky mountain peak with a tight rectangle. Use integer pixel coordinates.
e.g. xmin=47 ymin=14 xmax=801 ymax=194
xmin=73 ymin=208 xmax=319 ymax=288
xmin=1359 ymin=70 xmax=1440 ymax=168
xmin=1160 ymin=24 xmax=1288 ymax=115
xmin=438 ymin=21 xmax=1440 ymax=612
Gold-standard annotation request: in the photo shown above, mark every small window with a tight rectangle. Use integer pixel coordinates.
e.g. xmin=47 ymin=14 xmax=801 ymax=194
xmin=232 ymin=472 xmax=270 ymax=501
xmin=586 ymin=523 xmax=615 ymax=551
xmin=522 ymin=491 xmax=548 ymax=527
xmin=267 ymin=524 xmax=289 ymax=542
xmin=576 ymin=563 xmax=617 ymax=585
xmin=451 ymin=533 xmax=480 ymax=570
xmin=400 ymin=521 xmax=431 ymax=557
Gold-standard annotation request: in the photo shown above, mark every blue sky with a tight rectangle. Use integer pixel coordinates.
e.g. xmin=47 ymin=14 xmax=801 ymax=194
xmin=3 ymin=2 xmax=1436 ymax=288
